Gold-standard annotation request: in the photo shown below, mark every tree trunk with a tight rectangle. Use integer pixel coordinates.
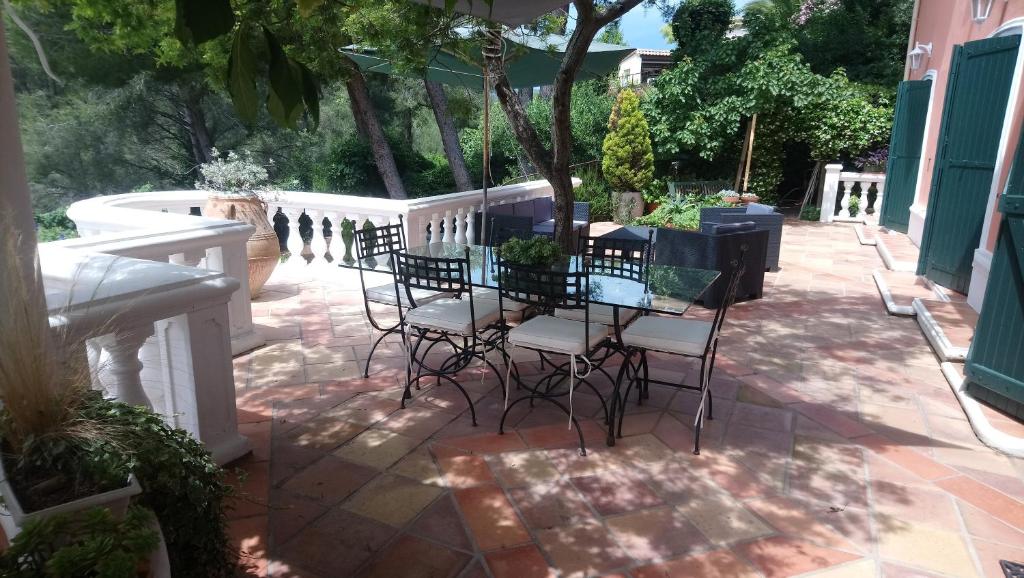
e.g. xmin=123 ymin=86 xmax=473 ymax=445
xmin=345 ymin=69 xmax=408 ymax=200
xmin=424 ymin=79 xmax=473 ymax=192
xmin=180 ymin=84 xmax=214 ymax=166
xmin=347 ymin=81 xmax=370 ymax=140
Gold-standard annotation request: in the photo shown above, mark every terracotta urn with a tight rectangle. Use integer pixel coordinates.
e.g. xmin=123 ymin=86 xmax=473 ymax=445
xmin=204 ymin=193 xmax=280 ymax=298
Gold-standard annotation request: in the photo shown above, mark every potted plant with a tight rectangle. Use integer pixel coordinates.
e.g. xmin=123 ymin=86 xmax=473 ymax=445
xmin=498 ymin=236 xmax=566 ymax=268
xmin=198 ymin=148 xmax=280 ymax=298
xmin=0 ymin=227 xmax=236 ymax=576
xmin=740 ymin=192 xmax=760 ymax=205
xmin=848 ymin=194 xmax=861 ymax=218
xmin=643 ymin=178 xmax=668 ymax=214
xmin=602 ymin=89 xmax=654 ymax=223
xmin=718 ymin=189 xmax=740 ymax=204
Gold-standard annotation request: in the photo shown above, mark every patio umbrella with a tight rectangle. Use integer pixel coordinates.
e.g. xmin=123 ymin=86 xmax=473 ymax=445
xmin=407 ymin=0 xmax=571 ymax=27
xmin=343 ymin=32 xmax=631 ymax=242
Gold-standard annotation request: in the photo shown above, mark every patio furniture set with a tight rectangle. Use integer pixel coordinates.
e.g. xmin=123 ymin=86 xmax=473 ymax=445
xmin=344 ymin=198 xmax=778 ymax=456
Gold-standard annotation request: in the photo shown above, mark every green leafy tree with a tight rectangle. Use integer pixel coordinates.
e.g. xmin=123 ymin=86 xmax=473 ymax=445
xmin=602 ymin=89 xmax=653 ymax=192
xmin=670 ymin=0 xmax=734 ymax=60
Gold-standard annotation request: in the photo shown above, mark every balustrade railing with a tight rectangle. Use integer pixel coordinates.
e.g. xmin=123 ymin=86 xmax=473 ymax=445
xmin=820 ymin=164 xmax=886 ymax=224
xmin=39 ymin=246 xmax=249 ymax=465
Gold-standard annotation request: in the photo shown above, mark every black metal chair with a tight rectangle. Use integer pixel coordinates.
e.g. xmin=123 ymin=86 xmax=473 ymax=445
xmin=354 ymin=216 xmax=449 ymax=378
xmin=496 ymin=259 xmax=611 ymax=456
xmin=612 ymin=248 xmax=748 ymax=454
xmin=392 ymin=250 xmax=506 ymax=424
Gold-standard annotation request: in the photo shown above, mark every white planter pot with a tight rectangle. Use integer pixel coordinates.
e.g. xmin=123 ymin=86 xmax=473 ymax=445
xmin=0 ymin=458 xmax=141 ymax=539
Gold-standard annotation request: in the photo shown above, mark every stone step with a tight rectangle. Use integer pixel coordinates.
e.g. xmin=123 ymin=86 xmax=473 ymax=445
xmin=914 ymin=299 xmax=978 ymax=362
xmin=871 ymin=269 xmax=948 ymax=316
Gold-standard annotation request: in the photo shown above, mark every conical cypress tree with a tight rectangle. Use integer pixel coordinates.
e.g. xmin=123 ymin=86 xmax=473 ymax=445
xmin=601 ymin=89 xmax=654 ymax=193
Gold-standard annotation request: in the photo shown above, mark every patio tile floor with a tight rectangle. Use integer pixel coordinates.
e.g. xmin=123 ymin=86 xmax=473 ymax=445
xmin=226 ymin=220 xmax=1024 ymax=577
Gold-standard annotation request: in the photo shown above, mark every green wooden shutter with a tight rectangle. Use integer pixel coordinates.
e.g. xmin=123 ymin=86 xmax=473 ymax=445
xmin=965 ymin=127 xmax=1024 ymax=411
xmin=879 ymin=80 xmax=932 ymax=233
xmin=916 ymin=35 xmax=1021 ymax=293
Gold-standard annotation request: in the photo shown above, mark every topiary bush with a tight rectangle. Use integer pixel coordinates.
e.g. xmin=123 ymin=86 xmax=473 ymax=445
xmin=602 ymin=89 xmax=654 ymax=194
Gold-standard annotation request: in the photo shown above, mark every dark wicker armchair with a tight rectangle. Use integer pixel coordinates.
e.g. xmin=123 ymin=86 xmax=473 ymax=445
xmin=700 ymin=207 xmax=783 ymax=271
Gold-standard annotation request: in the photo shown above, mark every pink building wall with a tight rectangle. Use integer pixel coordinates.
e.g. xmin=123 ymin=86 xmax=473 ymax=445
xmin=907 ymin=0 xmax=1024 ymax=254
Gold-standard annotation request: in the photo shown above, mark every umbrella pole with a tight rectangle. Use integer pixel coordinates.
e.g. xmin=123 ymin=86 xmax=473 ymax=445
xmin=481 ymin=69 xmax=490 ymax=247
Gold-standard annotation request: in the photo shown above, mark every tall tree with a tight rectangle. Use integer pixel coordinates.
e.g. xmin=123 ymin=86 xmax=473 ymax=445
xmin=483 ymin=0 xmax=645 ymax=250
xmin=424 ymin=79 xmax=473 ymax=191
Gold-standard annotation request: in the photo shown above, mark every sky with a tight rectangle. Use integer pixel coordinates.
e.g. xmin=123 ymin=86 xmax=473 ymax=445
xmin=617 ymin=0 xmax=754 ymax=50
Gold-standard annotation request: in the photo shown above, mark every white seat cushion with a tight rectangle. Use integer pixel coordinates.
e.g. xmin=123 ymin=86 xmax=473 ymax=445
xmin=406 ymin=298 xmax=501 ymax=335
xmin=507 ymin=315 xmax=608 ymax=356
xmin=472 ymin=287 xmax=530 ymax=312
xmin=553 ymin=304 xmax=639 ymax=326
xmin=621 ymin=316 xmax=712 ymax=357
xmin=365 ymin=283 xmax=449 ymax=307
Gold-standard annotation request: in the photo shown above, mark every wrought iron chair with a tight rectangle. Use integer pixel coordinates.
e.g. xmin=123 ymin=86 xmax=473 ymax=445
xmin=392 ymin=250 xmax=505 ymax=424
xmin=496 ymin=259 xmax=611 ymax=455
xmin=612 ymin=248 xmax=747 ymax=454
xmin=354 ymin=216 xmax=449 ymax=378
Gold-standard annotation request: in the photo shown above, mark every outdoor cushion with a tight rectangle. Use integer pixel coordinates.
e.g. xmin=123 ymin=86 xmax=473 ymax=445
xmin=745 ymin=203 xmax=775 ymax=215
xmin=711 ymin=221 xmax=756 ymax=235
xmin=473 ymin=287 xmax=531 ymax=312
xmin=365 ymin=283 xmax=450 ymax=307
xmin=553 ymin=304 xmax=639 ymax=327
xmin=406 ymin=298 xmax=501 ymax=335
xmin=507 ymin=314 xmax=608 ymax=355
xmin=621 ymin=316 xmax=712 ymax=357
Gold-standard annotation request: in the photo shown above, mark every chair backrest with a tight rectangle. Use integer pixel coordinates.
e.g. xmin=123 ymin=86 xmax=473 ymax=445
xmin=701 ymin=245 xmax=748 ymax=354
xmin=496 ymin=260 xmax=588 ymax=315
xmin=533 ymin=197 xmax=554 ymax=223
xmin=355 ymin=216 xmax=405 ymax=261
xmin=573 ymin=202 xmax=590 ymax=223
xmin=577 ymin=231 xmax=653 ymax=284
xmin=393 ymin=250 xmax=469 ymax=295
xmin=487 ymin=215 xmax=534 ymax=248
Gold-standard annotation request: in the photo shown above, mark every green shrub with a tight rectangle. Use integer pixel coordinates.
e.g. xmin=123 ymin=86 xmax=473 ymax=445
xmin=498 ymin=236 xmax=564 ymax=267
xmin=602 ymin=89 xmax=654 ymax=193
xmin=34 ymin=207 xmax=77 ymax=242
xmin=0 ymin=505 xmax=159 ymax=577
xmin=848 ymin=194 xmax=860 ymax=217
xmin=632 ymin=194 xmax=729 ymax=230
xmin=800 ymin=205 xmax=821 ymax=221
xmin=407 ymin=154 xmax=456 ymax=197
xmin=573 ymin=165 xmax=614 ymax=222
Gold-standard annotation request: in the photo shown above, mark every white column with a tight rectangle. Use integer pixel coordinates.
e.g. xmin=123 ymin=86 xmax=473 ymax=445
xmin=441 ymin=210 xmax=454 ymax=243
xmin=151 ymin=302 xmax=249 ymax=465
xmin=820 ymin=164 xmax=843 ymax=223
xmin=99 ymin=325 xmax=157 ymax=408
xmin=0 ymin=22 xmax=38 ymax=288
xmin=206 ymin=242 xmax=264 ymax=355
xmin=429 ymin=213 xmax=441 ymax=244
xmin=454 ymin=208 xmax=467 ymax=244
xmin=465 ymin=208 xmax=476 ymax=245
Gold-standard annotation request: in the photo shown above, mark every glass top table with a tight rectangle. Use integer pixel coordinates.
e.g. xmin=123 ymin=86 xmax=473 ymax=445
xmin=342 ymin=243 xmax=720 ymax=316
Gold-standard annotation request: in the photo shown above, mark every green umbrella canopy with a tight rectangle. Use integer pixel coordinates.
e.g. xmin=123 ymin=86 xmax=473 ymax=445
xmin=342 ymin=32 xmax=633 ymax=90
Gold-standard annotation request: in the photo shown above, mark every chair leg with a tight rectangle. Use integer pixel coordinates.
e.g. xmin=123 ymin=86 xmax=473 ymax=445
xmin=607 ymin=354 xmax=633 ymax=446
xmin=363 ymin=325 xmax=394 ymax=378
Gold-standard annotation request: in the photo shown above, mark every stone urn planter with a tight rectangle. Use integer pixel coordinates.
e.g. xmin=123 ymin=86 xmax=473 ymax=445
xmin=613 ymin=191 xmax=644 ymax=223
xmin=197 ymin=149 xmax=279 ymax=299
xmin=204 ymin=194 xmax=280 ymax=298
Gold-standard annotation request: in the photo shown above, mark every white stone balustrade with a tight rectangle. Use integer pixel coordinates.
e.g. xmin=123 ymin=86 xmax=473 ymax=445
xmin=40 ymin=246 xmax=249 ymax=465
xmin=820 ymin=164 xmax=886 ymax=224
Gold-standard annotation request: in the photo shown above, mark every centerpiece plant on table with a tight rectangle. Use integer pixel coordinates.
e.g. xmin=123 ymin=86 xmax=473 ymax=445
xmin=498 ymin=236 xmax=566 ymax=268
xmin=0 ymin=224 xmax=237 ymax=576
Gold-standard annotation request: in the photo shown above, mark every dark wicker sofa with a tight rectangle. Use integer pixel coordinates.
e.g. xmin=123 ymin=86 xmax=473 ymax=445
xmin=700 ymin=206 xmax=783 ymax=271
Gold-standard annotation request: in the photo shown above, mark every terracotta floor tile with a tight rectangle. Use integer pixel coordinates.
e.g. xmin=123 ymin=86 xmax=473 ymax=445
xmin=971 ymin=538 xmax=1024 ymax=578
xmin=632 ymin=549 xmax=760 ymax=578
xmin=407 ymin=494 xmax=473 ymax=552
xmin=388 ymin=448 xmax=445 ymax=487
xmin=571 ymin=471 xmax=663 ymax=516
xmin=745 ymin=496 xmax=861 ymax=553
xmin=732 ymin=402 xmax=795 ymax=432
xmin=343 ymin=474 xmax=444 ymax=528
xmin=454 ymin=484 xmax=531 ymax=551
xmin=485 ymin=545 xmax=556 ymax=578
xmin=440 ymin=431 xmax=529 ymax=454
xmin=436 ymin=451 xmax=498 ymax=488
xmin=518 ymin=420 xmax=608 ymax=450
xmin=334 ymin=429 xmax=421 ymax=469
xmin=284 ymin=415 xmax=367 ymax=452
xmin=605 ymin=506 xmax=709 ymax=561
xmin=857 ymin=434 xmax=958 ymax=481
xmin=486 ymin=449 xmax=560 ymax=488
xmin=876 ymin=518 xmax=980 ymax=578
xmin=360 ymin=533 xmax=471 ymax=578
xmin=508 ymin=480 xmax=597 ymax=530
xmin=808 ymin=559 xmax=877 ymax=577
xmin=936 ymin=475 xmax=1024 ymax=531
xmin=275 ymin=509 xmax=395 ymax=577
xmin=269 ymin=489 xmax=330 ymax=545
xmin=282 ymin=455 xmax=377 ymax=505
xmin=675 ymin=490 xmax=773 ymax=545
xmin=958 ymin=500 xmax=1024 ymax=545
xmin=734 ymin=536 xmax=861 ymax=578
xmin=375 ymin=406 xmax=455 ymax=440
xmin=535 ymin=520 xmax=631 ymax=577
xmin=871 ymin=480 xmax=961 ymax=530
xmin=229 ymin=514 xmax=269 ymax=577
